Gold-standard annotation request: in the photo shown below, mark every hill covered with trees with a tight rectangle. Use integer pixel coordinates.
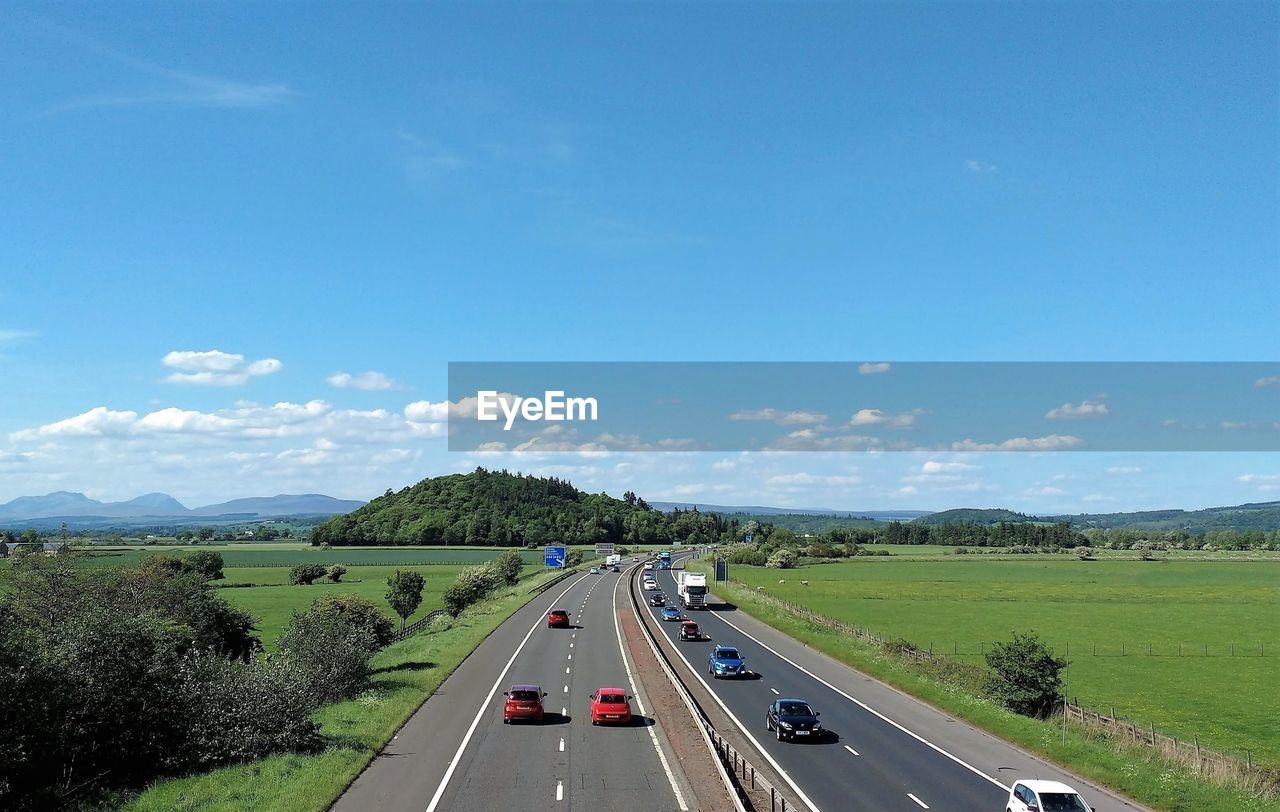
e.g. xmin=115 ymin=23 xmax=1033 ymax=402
xmin=309 ymin=468 xmax=733 ymax=547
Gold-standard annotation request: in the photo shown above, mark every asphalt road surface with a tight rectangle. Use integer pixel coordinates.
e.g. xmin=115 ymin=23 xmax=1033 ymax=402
xmin=335 ymin=565 xmax=689 ymax=812
xmin=642 ymin=558 xmax=1148 ymax=812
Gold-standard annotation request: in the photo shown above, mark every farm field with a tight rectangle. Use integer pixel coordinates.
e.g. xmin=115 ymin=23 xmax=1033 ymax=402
xmin=216 ymin=564 xmax=481 ymax=649
xmin=70 ymin=543 xmax=548 ymax=569
xmin=726 ymin=556 xmax=1280 ymax=765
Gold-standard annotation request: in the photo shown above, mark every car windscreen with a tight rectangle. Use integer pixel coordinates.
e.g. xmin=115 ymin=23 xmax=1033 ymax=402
xmin=716 ymin=649 xmax=740 ymax=659
xmin=779 ymin=703 xmax=814 ymax=717
xmin=598 ymin=693 xmax=626 ymax=704
xmin=1038 ymin=793 xmax=1089 ymax=812
xmin=509 ymin=690 xmax=540 ymax=701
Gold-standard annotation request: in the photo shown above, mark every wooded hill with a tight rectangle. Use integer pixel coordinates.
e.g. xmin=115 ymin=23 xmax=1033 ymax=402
xmin=308 ymin=468 xmax=733 ymax=547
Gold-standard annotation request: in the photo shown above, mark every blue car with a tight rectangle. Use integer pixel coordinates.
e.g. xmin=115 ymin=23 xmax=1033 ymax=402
xmin=708 ymin=645 xmax=748 ymax=678
xmin=660 ymin=606 xmax=682 ymax=622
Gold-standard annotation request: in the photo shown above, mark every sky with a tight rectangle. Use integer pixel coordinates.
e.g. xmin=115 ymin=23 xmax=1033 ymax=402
xmin=0 ymin=2 xmax=1277 ymax=512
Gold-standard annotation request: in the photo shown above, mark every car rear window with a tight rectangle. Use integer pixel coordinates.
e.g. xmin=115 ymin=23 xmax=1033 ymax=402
xmin=509 ymin=690 xmax=540 ymax=701
xmin=599 ymin=693 xmax=626 ymax=704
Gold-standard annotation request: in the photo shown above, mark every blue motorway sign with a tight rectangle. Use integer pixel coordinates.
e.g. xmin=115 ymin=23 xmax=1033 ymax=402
xmin=544 ymin=545 xmax=567 ymax=568
xmin=744 ymin=532 xmax=754 ymax=544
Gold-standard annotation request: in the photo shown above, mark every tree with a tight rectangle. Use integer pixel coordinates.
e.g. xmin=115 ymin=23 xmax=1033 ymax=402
xmin=565 ymin=548 xmax=584 ymax=568
xmin=310 ymin=594 xmax=393 ymax=647
xmin=289 ymin=563 xmax=328 ymax=586
xmin=1074 ymin=546 xmax=1094 ymax=561
xmin=276 ymin=608 xmax=377 ymax=704
xmin=493 ymin=550 xmax=523 ymax=585
xmin=327 ymin=565 xmax=348 ymax=583
xmin=185 ymin=550 xmax=225 ymax=581
xmin=983 ymin=632 xmax=1066 ymax=718
xmin=766 ymin=548 xmax=795 ymax=569
xmin=385 ymin=570 xmax=426 ymax=629
xmin=196 ymin=527 xmax=215 ymax=542
xmin=442 ymin=564 xmax=498 ymax=616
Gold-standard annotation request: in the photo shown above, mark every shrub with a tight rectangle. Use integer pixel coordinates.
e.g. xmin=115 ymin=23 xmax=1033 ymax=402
xmin=310 ymin=594 xmax=394 ymax=647
xmin=766 ymin=548 xmax=795 ymax=569
xmin=328 ymin=564 xmax=348 ymax=583
xmin=493 ymin=549 xmax=523 ymax=585
xmin=289 ymin=563 xmax=328 ymax=585
xmin=184 ymin=551 xmax=225 ymax=581
xmin=983 ymin=631 xmax=1066 ymax=718
xmin=1074 ymin=546 xmax=1094 ymax=560
xmin=442 ymin=563 xmax=499 ymax=616
xmin=276 ymin=608 xmax=378 ymax=705
xmin=726 ymin=547 xmax=767 ymax=566
xmin=565 ymin=548 xmax=584 ymax=568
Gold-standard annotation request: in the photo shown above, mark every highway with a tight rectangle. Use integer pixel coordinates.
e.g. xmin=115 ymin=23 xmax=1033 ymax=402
xmin=335 ymin=565 xmax=691 ymax=812
xmin=641 ymin=557 xmax=1146 ymax=812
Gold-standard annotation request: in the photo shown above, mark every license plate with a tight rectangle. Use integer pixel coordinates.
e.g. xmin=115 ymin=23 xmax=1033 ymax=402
xmin=794 ymin=730 xmax=810 ymax=736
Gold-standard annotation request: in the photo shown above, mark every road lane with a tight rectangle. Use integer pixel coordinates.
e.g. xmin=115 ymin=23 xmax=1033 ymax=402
xmin=642 ymin=559 xmax=1144 ymax=812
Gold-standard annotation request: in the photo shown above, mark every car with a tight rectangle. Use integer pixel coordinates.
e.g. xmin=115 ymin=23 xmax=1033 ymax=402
xmin=643 ymin=579 xmax=659 ymax=591
xmin=660 ymin=606 xmax=682 ymax=621
xmin=765 ymin=698 xmax=823 ymax=741
xmin=611 ymin=565 xmax=620 ymax=572
xmin=547 ymin=608 xmax=570 ymax=628
xmin=643 ymin=562 xmax=654 ymax=571
xmin=649 ymin=593 xmax=666 ymax=607
xmin=589 ymin=566 xmax=600 ymax=574
xmin=1007 ymin=780 xmax=1093 ymax=812
xmin=679 ymin=620 xmax=701 ymax=641
xmin=708 ymin=645 xmax=748 ymax=678
xmin=502 ymin=684 xmax=546 ymax=723
xmin=588 ymin=687 xmax=633 ymax=725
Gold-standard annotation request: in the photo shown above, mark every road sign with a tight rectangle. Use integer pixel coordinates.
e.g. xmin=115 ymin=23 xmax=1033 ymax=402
xmin=544 ymin=545 xmax=566 ymax=568
xmin=744 ymin=532 xmax=754 ymax=544
xmin=594 ymin=542 xmax=615 ymax=558
xmin=715 ymin=558 xmax=729 ymax=582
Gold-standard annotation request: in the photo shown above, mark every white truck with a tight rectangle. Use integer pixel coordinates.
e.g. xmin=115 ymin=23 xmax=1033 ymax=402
xmin=676 ymin=571 xmax=708 ymax=610
xmin=606 ymin=554 xmax=621 ymax=568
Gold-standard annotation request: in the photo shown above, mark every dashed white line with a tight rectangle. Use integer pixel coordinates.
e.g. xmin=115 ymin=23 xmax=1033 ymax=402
xmin=421 ymin=572 xmax=590 ymax=812
xmin=908 ymin=793 xmax=929 ymax=809
xmin=565 ymin=666 xmax=571 ymax=674
xmin=844 ymin=745 xmax=859 ymax=756
xmin=567 ymin=654 xmax=572 ymax=660
xmin=770 ymin=687 xmax=780 ymax=695
xmin=559 ymin=737 xmax=565 ymax=752
xmin=556 ymin=780 xmax=564 ymax=801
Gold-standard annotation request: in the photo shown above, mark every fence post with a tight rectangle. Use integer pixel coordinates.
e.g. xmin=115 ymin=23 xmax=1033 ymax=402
xmin=1195 ymin=735 xmax=1202 ymax=770
xmin=1149 ymin=721 xmax=1155 ymax=745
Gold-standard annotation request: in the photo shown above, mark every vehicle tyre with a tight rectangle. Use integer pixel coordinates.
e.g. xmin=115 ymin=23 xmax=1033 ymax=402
xmin=765 ymin=716 xmax=772 ymax=731
xmin=776 ymin=726 xmax=784 ymax=741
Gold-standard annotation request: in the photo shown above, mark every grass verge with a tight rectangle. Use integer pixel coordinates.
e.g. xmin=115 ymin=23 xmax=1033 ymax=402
xmin=121 ymin=568 xmax=569 ymax=812
xmin=692 ymin=564 xmax=1279 ymax=812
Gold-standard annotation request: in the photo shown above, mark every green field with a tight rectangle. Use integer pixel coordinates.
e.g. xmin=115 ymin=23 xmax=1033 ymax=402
xmin=70 ymin=543 xmax=549 ymax=569
xmin=726 ymin=556 xmax=1280 ymax=765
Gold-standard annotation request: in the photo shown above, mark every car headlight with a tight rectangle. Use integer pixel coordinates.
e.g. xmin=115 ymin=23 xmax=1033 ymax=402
xmin=812 ymin=721 xmax=821 ymax=729
xmin=778 ymin=721 xmax=793 ymax=730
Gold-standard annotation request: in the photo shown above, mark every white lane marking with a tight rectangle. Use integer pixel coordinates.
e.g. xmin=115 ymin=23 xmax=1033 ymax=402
xmin=566 ymin=666 xmax=571 ymax=674
xmin=567 ymin=654 xmax=572 ymax=660
xmin=612 ymin=564 xmax=689 ymax=811
xmin=556 ymin=780 xmax=564 ymax=801
xmin=770 ymin=687 xmax=780 ymax=695
xmin=563 ymin=685 xmax=568 ymax=693
xmin=559 ymin=737 xmax=565 ymax=752
xmin=650 ymin=577 xmax=822 ymax=812
xmin=844 ymin=745 xmax=859 ymax=756
xmin=908 ymin=793 xmax=929 ymax=809
xmin=423 ymin=572 xmax=591 ymax=812
xmin=561 ymin=707 xmax=566 ymax=715
xmin=711 ymin=607 xmax=1010 ymax=791
xmin=569 ymin=642 xmax=574 ymax=648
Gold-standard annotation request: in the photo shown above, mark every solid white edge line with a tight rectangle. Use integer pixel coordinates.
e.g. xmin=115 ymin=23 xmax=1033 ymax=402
xmin=709 ymin=586 xmax=1011 ymax=792
xmin=651 ymin=564 xmax=823 ymax=812
xmin=908 ymin=792 xmax=929 ymax=809
xmin=422 ymin=571 xmax=591 ymax=812
xmin=612 ymin=563 xmax=690 ymax=812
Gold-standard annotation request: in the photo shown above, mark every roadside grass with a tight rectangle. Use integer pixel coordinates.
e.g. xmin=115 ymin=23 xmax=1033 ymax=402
xmin=122 ymin=567 xmax=570 ymax=812
xmin=693 ymin=563 xmax=1279 ymax=812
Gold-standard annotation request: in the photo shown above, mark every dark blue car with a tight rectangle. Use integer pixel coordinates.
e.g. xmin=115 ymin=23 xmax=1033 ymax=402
xmin=660 ymin=605 xmax=682 ymax=621
xmin=708 ymin=645 xmax=748 ymax=678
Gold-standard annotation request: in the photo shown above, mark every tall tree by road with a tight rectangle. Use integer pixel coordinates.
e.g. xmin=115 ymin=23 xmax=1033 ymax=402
xmin=385 ymin=570 xmax=425 ymax=630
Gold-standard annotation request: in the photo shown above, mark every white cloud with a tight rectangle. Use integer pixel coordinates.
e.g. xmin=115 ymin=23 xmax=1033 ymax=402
xmin=766 ymin=430 xmax=883 ymax=451
xmin=1255 ymin=376 xmax=1280 ymax=388
xmin=327 ymin=371 xmax=400 ymax=391
xmin=850 ymin=408 xmax=920 ymax=428
xmin=1107 ymin=466 xmax=1142 ymax=474
xmin=10 ymin=406 xmax=139 ymax=440
xmin=1236 ymin=474 xmax=1280 ymax=483
xmin=163 ymin=349 xmax=282 ymax=386
xmin=1045 ymin=398 xmax=1109 ymax=420
xmin=766 ymin=472 xmax=862 ymax=488
xmin=1025 ymin=486 xmax=1066 ymax=496
xmin=729 ymin=408 xmax=828 ymax=426
xmin=951 ymin=434 xmax=1085 ymax=452
xmin=857 ymin=362 xmax=891 ymax=375
xmin=921 ymin=460 xmax=978 ymax=474
xmin=964 ymin=159 xmax=997 ymax=174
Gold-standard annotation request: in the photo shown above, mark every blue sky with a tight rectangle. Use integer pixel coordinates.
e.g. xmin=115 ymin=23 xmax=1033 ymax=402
xmin=1 ymin=2 xmax=1276 ymax=511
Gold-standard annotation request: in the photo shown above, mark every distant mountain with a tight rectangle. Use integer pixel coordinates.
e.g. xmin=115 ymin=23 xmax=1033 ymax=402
xmin=912 ymin=508 xmax=1036 ymax=526
xmin=649 ymin=502 xmax=932 ymax=521
xmin=189 ymin=494 xmax=366 ymax=517
xmin=0 ymin=491 xmax=364 ymax=523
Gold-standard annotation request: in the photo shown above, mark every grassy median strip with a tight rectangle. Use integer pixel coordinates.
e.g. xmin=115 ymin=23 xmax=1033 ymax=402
xmin=693 ymin=566 xmax=1278 ymax=812
xmin=123 ymin=568 xmax=567 ymax=812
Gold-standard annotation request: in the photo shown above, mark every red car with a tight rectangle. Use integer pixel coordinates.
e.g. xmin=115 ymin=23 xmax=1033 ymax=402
xmin=588 ymin=687 xmax=633 ymax=725
xmin=502 ymin=684 xmax=546 ymax=724
xmin=679 ymin=620 xmax=701 ymax=641
xmin=547 ymin=608 xmax=570 ymax=628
